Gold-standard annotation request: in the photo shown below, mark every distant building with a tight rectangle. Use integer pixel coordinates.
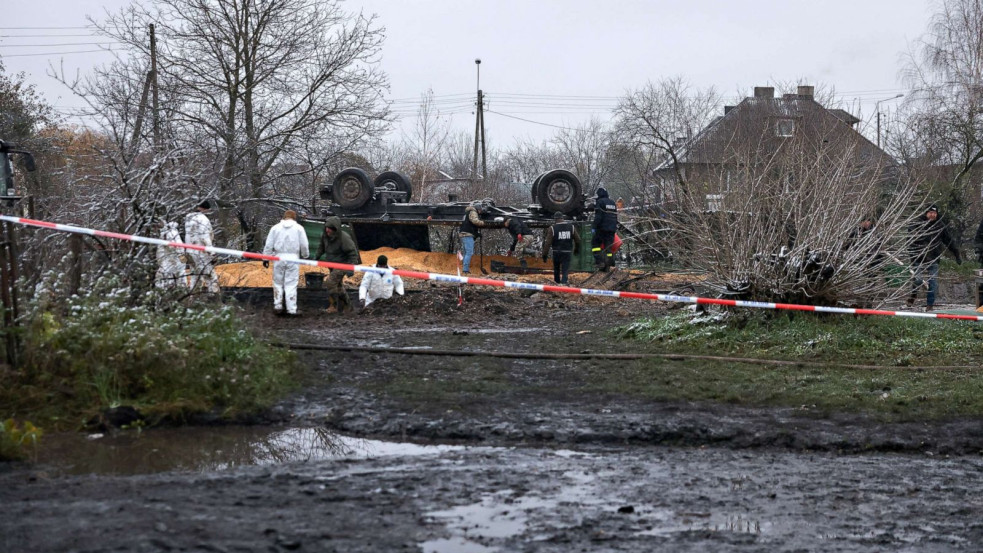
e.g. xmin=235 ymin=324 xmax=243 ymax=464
xmin=652 ymin=85 xmax=896 ymax=211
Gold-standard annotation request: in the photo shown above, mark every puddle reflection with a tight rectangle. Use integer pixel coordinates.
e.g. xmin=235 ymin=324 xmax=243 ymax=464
xmin=34 ymin=427 xmax=464 ymax=476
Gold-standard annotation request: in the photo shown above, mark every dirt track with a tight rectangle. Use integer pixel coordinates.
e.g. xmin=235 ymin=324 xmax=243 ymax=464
xmin=3 ymin=282 xmax=983 ymax=552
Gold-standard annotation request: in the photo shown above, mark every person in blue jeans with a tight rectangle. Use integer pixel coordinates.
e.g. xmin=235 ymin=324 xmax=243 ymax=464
xmin=907 ymin=204 xmax=962 ymax=311
xmin=458 ymin=202 xmax=491 ymax=274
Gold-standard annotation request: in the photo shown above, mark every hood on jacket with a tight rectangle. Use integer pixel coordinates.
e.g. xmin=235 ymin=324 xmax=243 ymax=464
xmin=280 ymin=218 xmax=298 ymax=229
xmin=596 ymin=187 xmax=609 ymax=199
xmin=323 ymin=216 xmax=342 ymax=238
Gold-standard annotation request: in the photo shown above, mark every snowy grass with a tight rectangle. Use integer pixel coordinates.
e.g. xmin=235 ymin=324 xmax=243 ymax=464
xmin=611 ymin=311 xmax=983 ymax=420
xmin=1 ymin=284 xmax=296 ymax=430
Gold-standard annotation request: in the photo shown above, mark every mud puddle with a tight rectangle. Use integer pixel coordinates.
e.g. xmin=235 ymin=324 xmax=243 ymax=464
xmin=31 ymin=426 xmax=467 ymax=476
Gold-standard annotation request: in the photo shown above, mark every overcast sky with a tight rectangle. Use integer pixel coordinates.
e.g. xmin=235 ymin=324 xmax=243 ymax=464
xmin=2 ymin=0 xmax=933 ymax=144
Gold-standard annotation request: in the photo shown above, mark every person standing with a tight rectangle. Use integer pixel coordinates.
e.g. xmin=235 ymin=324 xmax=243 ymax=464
xmin=262 ymin=210 xmax=309 ymax=316
xmin=185 ymin=200 xmax=221 ymax=293
xmin=459 ymin=201 xmax=491 ymax=274
xmin=974 ymin=217 xmax=983 ymax=269
xmin=907 ymin=204 xmax=962 ymax=311
xmin=315 ymin=216 xmax=360 ymax=313
xmin=591 ymin=187 xmax=619 ymax=271
xmin=542 ymin=211 xmax=581 ymax=284
xmin=358 ymin=254 xmax=404 ymax=310
xmin=155 ymin=220 xmax=187 ymax=289
xmin=503 ymin=216 xmax=535 ymax=268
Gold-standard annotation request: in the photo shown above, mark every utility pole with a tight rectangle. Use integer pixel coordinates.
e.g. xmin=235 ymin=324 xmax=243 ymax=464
xmin=150 ymin=23 xmax=161 ymax=152
xmin=471 ymin=58 xmax=486 ymax=184
xmin=875 ymin=93 xmax=903 ymax=149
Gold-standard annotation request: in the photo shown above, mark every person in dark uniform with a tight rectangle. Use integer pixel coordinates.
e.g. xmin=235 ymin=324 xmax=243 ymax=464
xmin=906 ymin=204 xmax=962 ymax=311
xmin=591 ymin=186 xmax=618 ymax=271
xmin=315 ymin=216 xmax=360 ymax=313
xmin=542 ymin=211 xmax=581 ymax=284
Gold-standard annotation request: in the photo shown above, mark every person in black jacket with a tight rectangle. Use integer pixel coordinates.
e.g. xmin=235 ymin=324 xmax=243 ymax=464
xmin=503 ymin=216 xmax=535 ymax=268
xmin=974 ymin=217 xmax=983 ymax=269
xmin=907 ymin=204 xmax=962 ymax=311
xmin=591 ymin=187 xmax=618 ymax=271
xmin=542 ymin=211 xmax=581 ymax=284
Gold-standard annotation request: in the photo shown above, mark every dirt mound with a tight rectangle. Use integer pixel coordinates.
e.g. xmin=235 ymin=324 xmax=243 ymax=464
xmin=219 ymin=248 xmax=565 ymax=288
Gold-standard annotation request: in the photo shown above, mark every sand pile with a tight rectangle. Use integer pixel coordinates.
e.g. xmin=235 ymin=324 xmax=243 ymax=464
xmin=216 ymin=247 xmax=555 ymax=288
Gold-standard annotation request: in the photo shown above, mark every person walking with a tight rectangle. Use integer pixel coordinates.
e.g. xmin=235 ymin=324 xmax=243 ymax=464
xmin=542 ymin=211 xmax=581 ymax=284
xmin=184 ymin=200 xmax=221 ymax=293
xmin=262 ymin=210 xmax=309 ymax=316
xmin=358 ymin=254 xmax=404 ymax=310
xmin=314 ymin=216 xmax=360 ymax=313
xmin=155 ymin=220 xmax=187 ymax=289
xmin=459 ymin=201 xmax=491 ymax=274
xmin=503 ymin=216 xmax=535 ymax=268
xmin=591 ymin=187 xmax=618 ymax=271
xmin=907 ymin=204 xmax=962 ymax=311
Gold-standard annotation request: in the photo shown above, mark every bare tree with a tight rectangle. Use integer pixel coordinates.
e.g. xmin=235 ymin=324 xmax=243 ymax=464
xmin=901 ymin=0 xmax=983 ymax=233
xmin=88 ymin=0 xmax=392 ymax=248
xmin=612 ymin=77 xmax=721 ymax=193
xmin=550 ymin=117 xmax=610 ymax=195
xmin=402 ymin=89 xmax=450 ymax=202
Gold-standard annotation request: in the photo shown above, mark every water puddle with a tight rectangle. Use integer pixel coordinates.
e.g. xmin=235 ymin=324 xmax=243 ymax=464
xmin=32 ymin=427 xmax=465 ymax=476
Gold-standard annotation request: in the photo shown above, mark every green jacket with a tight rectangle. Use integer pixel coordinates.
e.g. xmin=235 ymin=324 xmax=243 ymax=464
xmin=315 ymin=217 xmax=360 ymax=265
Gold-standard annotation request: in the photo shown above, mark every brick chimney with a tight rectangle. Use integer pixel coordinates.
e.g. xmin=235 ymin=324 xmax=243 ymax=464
xmin=797 ymin=85 xmax=815 ymax=99
xmin=753 ymin=86 xmax=775 ymax=99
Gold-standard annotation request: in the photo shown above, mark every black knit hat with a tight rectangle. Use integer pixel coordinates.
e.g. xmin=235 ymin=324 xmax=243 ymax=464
xmin=926 ymin=204 xmax=938 ymax=213
xmin=197 ymin=200 xmax=212 ymax=210
xmin=553 ymin=211 xmax=565 ymax=220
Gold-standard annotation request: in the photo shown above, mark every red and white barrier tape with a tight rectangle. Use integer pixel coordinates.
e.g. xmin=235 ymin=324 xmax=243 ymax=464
xmin=2 ymin=214 xmax=980 ymax=322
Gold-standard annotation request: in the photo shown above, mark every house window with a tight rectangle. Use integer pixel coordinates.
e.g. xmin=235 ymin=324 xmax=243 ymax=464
xmin=776 ymin=119 xmax=795 ymax=137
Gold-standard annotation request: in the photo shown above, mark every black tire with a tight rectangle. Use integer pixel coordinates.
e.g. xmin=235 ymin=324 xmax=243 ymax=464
xmin=536 ymin=170 xmax=583 ymax=215
xmin=374 ymin=171 xmax=413 ymax=201
xmin=530 ymin=171 xmax=548 ymax=203
xmin=332 ymin=168 xmax=372 ymax=210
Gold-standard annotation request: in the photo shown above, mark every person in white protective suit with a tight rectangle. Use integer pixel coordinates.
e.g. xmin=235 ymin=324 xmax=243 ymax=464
xmin=358 ymin=254 xmax=404 ymax=310
xmin=262 ymin=210 xmax=310 ymax=315
xmin=155 ymin=220 xmax=187 ymax=288
xmin=184 ymin=200 xmax=221 ymax=293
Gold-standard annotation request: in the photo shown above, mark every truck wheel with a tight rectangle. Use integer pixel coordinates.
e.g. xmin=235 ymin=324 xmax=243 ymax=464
xmin=332 ymin=168 xmax=372 ymax=210
xmin=374 ymin=171 xmax=413 ymax=201
xmin=530 ymin=171 xmax=548 ymax=203
xmin=537 ymin=170 xmax=582 ymax=215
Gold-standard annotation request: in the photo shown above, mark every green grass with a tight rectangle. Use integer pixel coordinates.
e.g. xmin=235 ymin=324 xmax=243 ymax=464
xmin=618 ymin=311 xmax=983 ymax=366
xmin=609 ymin=311 xmax=983 ymax=420
xmin=1 ymin=286 xmax=298 ymax=430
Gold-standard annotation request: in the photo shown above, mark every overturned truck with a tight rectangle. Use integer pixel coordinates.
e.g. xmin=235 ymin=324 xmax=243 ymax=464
xmin=301 ymin=167 xmax=601 ymax=272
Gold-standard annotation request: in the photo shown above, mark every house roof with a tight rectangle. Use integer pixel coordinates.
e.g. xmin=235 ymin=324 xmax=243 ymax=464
xmin=654 ymin=90 xmax=892 ymax=172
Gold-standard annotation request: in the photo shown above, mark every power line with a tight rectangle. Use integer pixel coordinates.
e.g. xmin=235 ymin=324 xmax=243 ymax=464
xmin=0 ymin=26 xmax=96 ymax=30
xmin=0 ymin=42 xmax=122 ymax=47
xmin=0 ymin=33 xmax=100 ymax=38
xmin=485 ymin=110 xmax=594 ymax=131
xmin=1 ymin=48 xmax=116 ymax=57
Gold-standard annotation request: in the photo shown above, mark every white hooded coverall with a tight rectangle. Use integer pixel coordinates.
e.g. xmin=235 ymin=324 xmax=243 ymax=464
xmin=155 ymin=222 xmax=187 ymax=288
xmin=184 ymin=210 xmax=221 ymax=293
xmin=263 ymin=218 xmax=310 ymax=314
xmin=358 ymin=266 xmax=405 ymax=307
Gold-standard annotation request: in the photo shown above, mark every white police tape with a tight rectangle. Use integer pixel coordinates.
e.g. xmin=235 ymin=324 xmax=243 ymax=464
xmin=0 ymin=214 xmax=980 ymax=322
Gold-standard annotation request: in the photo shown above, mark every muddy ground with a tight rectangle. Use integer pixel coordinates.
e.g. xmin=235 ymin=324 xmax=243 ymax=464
xmin=3 ymin=280 xmax=983 ymax=552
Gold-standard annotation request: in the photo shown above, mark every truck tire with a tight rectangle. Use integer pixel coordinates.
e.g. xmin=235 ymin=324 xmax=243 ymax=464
xmin=332 ymin=168 xmax=373 ymax=210
xmin=537 ymin=170 xmax=582 ymax=215
xmin=530 ymin=171 xmax=548 ymax=203
xmin=374 ymin=171 xmax=413 ymax=201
